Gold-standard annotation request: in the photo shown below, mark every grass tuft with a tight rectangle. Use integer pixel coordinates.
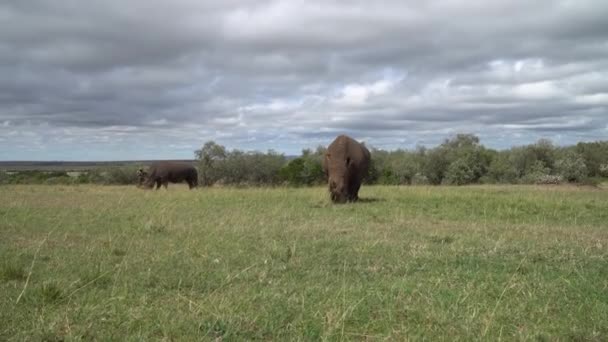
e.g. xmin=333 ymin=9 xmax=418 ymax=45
xmin=1 ymin=262 xmax=27 ymax=282
xmin=428 ymin=235 xmax=455 ymax=244
xmin=29 ymin=281 xmax=64 ymax=304
xmin=112 ymin=248 xmax=126 ymax=257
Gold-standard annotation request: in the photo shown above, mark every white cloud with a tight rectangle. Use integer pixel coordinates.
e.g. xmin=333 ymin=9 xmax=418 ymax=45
xmin=334 ymin=77 xmax=401 ymax=106
xmin=512 ymin=81 xmax=567 ymax=100
xmin=0 ymin=0 xmax=607 ymax=159
xmin=575 ymin=93 xmax=608 ymax=105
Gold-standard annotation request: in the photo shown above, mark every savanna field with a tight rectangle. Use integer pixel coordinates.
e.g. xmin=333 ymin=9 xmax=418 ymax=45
xmin=1 ymin=184 xmax=607 ymax=341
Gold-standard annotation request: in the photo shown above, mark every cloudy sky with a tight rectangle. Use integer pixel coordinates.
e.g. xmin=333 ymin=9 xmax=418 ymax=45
xmin=1 ymin=0 xmax=607 ymax=160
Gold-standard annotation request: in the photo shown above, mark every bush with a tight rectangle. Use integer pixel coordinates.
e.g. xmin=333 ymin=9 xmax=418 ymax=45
xmin=534 ymin=175 xmax=563 ymax=185
xmin=411 ymin=173 xmax=429 ymax=185
xmin=576 ymin=141 xmax=608 ymax=177
xmin=423 ymin=148 xmax=449 ymax=185
xmin=509 ymin=139 xmax=557 ymax=179
xmin=444 ymin=158 xmax=476 ymax=185
xmin=364 ymin=157 xmax=380 ymax=184
xmin=102 ymin=166 xmax=141 ymax=185
xmin=487 ymin=154 xmax=518 ymax=183
xmin=279 ymin=156 xmax=324 ymax=186
xmin=599 ymin=164 xmax=608 ymax=177
xmin=44 ymin=176 xmax=74 ymax=185
xmin=0 ymin=171 xmax=8 ymax=185
xmin=420 ymin=134 xmax=492 ymax=185
xmin=1 ymin=171 xmax=72 ymax=184
xmin=196 ymin=141 xmax=228 ymax=186
xmin=388 ymin=155 xmax=418 ymax=185
xmin=195 ymin=141 xmax=286 ymax=186
xmin=554 ymin=151 xmax=588 ymax=182
xmin=577 ymin=177 xmax=601 ymax=187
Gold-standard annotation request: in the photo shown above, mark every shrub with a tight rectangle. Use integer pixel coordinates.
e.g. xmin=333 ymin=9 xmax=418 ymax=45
xmin=0 ymin=171 xmax=8 ymax=185
xmin=411 ymin=173 xmax=429 ymax=185
xmin=99 ymin=166 xmax=140 ymax=185
xmin=195 ymin=141 xmax=286 ymax=186
xmin=44 ymin=176 xmax=74 ymax=185
xmin=555 ymin=151 xmax=588 ymax=182
xmin=487 ymin=153 xmax=518 ymax=183
xmin=520 ymin=160 xmax=551 ymax=184
xmin=423 ymin=148 xmax=449 ymax=185
xmin=279 ymin=156 xmax=324 ymax=186
xmin=575 ymin=141 xmax=608 ymax=177
xmin=599 ymin=164 xmax=608 ymax=177
xmin=421 ymin=134 xmax=492 ymax=185
xmin=577 ymin=177 xmax=601 ymax=187
xmin=534 ymin=174 xmax=563 ymax=185
xmin=196 ymin=141 xmax=228 ymax=186
xmin=444 ymin=158 xmax=476 ymax=185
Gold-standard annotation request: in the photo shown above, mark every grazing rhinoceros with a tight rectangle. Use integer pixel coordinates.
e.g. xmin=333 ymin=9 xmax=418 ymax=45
xmin=137 ymin=161 xmax=198 ymax=190
xmin=322 ymin=135 xmax=371 ymax=203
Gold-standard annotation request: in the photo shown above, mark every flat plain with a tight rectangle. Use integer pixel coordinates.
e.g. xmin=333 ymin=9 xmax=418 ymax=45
xmin=1 ymin=184 xmax=607 ymax=340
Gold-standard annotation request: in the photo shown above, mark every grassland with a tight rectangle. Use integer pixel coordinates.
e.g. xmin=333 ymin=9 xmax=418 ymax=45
xmin=1 ymin=184 xmax=607 ymax=341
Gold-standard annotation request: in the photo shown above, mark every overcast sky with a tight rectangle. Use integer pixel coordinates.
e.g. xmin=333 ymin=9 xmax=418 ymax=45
xmin=1 ymin=0 xmax=607 ymax=160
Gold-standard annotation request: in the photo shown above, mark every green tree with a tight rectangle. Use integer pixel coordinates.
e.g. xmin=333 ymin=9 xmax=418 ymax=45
xmin=279 ymin=150 xmax=324 ymax=186
xmin=575 ymin=141 xmax=608 ymax=177
xmin=195 ymin=141 xmax=227 ymax=186
xmin=509 ymin=139 xmax=556 ymax=179
xmin=487 ymin=152 xmax=518 ymax=183
xmin=423 ymin=134 xmax=492 ymax=185
xmin=555 ymin=150 xmax=587 ymax=182
xmin=445 ymin=158 xmax=476 ymax=185
xmin=423 ymin=148 xmax=450 ymax=185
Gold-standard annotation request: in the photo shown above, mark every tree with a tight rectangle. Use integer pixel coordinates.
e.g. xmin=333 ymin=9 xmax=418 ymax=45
xmin=423 ymin=148 xmax=450 ymax=185
xmin=487 ymin=152 xmax=518 ymax=183
xmin=195 ymin=141 xmax=227 ymax=186
xmin=442 ymin=133 xmax=480 ymax=149
xmin=555 ymin=150 xmax=587 ymax=182
xmin=445 ymin=158 xmax=476 ymax=185
xmin=531 ymin=138 xmax=556 ymax=171
xmin=423 ymin=134 xmax=491 ymax=185
xmin=245 ymin=150 xmax=286 ymax=185
xmin=575 ymin=141 xmax=608 ymax=177
xmin=508 ymin=139 xmax=556 ymax=179
xmin=279 ymin=149 xmax=324 ymax=186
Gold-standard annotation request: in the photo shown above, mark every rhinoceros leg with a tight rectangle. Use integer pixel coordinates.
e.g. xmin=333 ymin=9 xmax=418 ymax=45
xmin=349 ymin=179 xmax=361 ymax=202
xmin=187 ymin=179 xmax=196 ymax=189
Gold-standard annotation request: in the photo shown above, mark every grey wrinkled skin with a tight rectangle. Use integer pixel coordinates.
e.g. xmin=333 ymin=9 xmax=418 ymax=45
xmin=322 ymin=135 xmax=371 ymax=203
xmin=137 ymin=161 xmax=198 ymax=190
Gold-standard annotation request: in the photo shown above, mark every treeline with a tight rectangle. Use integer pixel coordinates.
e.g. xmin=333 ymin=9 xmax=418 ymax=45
xmin=0 ymin=167 xmax=140 ymax=185
xmin=195 ymin=141 xmax=324 ymax=186
xmin=193 ymin=135 xmax=608 ymax=186
xmin=369 ymin=135 xmax=608 ymax=186
xmin=1 ymin=134 xmax=607 ymax=186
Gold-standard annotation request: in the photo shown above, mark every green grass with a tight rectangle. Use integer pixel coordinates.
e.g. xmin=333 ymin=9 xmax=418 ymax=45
xmin=1 ymin=184 xmax=607 ymax=340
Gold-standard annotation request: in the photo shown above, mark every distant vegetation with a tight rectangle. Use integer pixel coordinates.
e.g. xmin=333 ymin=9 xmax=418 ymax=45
xmin=2 ymin=134 xmax=607 ymax=186
xmin=0 ymin=167 xmax=142 ymax=185
xmin=194 ymin=135 xmax=608 ymax=187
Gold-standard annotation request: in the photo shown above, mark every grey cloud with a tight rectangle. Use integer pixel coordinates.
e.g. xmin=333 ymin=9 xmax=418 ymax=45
xmin=1 ymin=0 xmax=607 ymax=160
